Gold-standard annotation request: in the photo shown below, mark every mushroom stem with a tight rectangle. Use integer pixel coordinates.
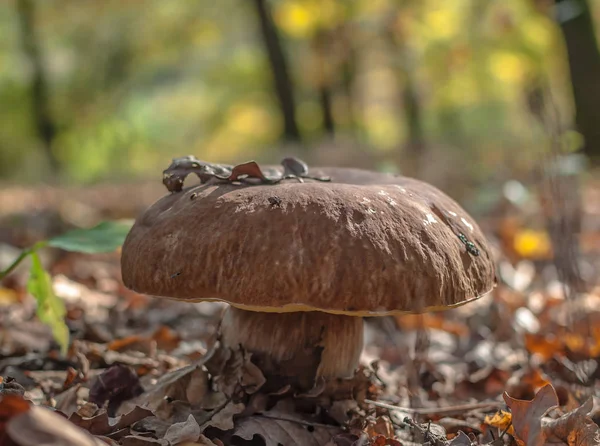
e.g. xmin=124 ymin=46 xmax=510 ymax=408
xmin=220 ymin=307 xmax=363 ymax=383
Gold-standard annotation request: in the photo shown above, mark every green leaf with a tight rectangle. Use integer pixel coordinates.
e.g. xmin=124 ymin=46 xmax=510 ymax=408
xmin=46 ymin=220 xmax=133 ymax=254
xmin=27 ymin=252 xmax=69 ymax=355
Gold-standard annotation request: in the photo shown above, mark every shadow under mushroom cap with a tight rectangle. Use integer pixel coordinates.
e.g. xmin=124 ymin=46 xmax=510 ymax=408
xmin=121 ymin=169 xmax=496 ymax=315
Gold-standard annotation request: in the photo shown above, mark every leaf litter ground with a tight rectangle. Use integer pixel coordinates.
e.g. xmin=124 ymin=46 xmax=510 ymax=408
xmin=0 ymin=180 xmax=599 ymax=445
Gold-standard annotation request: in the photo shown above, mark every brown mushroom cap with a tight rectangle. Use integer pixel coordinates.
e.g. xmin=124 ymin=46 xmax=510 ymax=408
xmin=121 ymin=167 xmax=496 ymax=315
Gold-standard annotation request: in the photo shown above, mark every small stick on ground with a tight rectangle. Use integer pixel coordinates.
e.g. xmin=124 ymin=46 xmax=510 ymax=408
xmin=366 ymin=399 xmax=504 ymax=416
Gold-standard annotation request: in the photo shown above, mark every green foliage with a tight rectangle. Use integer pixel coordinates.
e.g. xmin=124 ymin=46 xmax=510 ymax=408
xmin=0 ymin=220 xmax=134 ymax=355
xmin=45 ymin=220 xmax=134 ymax=254
xmin=0 ymin=0 xmax=584 ymax=182
xmin=27 ymin=252 xmax=69 ymax=355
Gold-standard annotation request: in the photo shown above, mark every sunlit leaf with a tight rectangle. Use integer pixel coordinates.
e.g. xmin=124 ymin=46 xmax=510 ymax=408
xmin=274 ymin=1 xmax=316 ymax=38
xmin=484 ymin=410 xmax=515 ymax=436
xmin=27 ymin=252 xmax=69 ymax=355
xmin=46 ymin=220 xmax=133 ymax=254
xmin=513 ymin=229 xmax=552 ymax=259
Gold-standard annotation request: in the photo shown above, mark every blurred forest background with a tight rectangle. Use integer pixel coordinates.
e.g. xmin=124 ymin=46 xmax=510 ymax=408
xmin=2 ymin=0 xmax=600 ymax=190
xmin=1 ymin=0 xmax=600 ymax=262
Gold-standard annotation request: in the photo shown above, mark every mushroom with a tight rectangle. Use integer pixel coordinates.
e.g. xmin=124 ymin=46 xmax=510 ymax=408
xmin=121 ymin=165 xmax=495 ymax=387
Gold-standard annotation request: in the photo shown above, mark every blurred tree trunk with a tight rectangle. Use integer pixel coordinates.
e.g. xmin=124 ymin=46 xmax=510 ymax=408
xmin=340 ymin=34 xmax=357 ymax=134
xmin=16 ymin=0 xmax=60 ymax=175
xmin=319 ymin=87 xmax=335 ymax=135
xmin=402 ymin=74 xmax=426 ymax=172
xmin=555 ymin=0 xmax=600 ymax=162
xmin=385 ymin=22 xmax=426 ymax=176
xmin=251 ymin=0 xmax=302 ymax=143
xmin=312 ymin=31 xmax=335 ymax=136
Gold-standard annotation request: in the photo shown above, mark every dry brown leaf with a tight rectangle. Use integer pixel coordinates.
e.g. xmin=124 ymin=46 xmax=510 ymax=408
xmin=107 ymin=335 xmax=152 ymax=354
xmin=226 ymin=161 xmax=269 ymax=182
xmin=136 ymin=364 xmax=210 ymax=417
xmin=7 ymin=405 xmax=105 ymax=446
xmin=364 ymin=416 xmax=394 ymax=438
xmin=163 ymin=414 xmax=201 ymax=445
xmin=152 ymin=326 xmax=181 ymax=352
xmin=324 ymin=432 xmax=368 ymax=446
xmin=89 ymin=364 xmax=144 ymax=415
xmin=328 ymin=400 xmax=359 ymax=425
xmin=209 ymin=347 xmax=250 ymax=396
xmin=120 ymin=435 xmax=166 ymax=445
xmin=504 ymin=383 xmax=559 ymax=446
xmin=199 ymin=401 xmax=245 ymax=431
xmin=395 ymin=313 xmax=469 ymax=337
xmin=178 ymin=437 xmax=219 ymax=446
xmin=70 ymin=405 xmax=153 ymax=436
xmin=0 ymin=394 xmax=31 ymax=444
xmin=447 ymin=431 xmax=472 ymax=445
xmin=524 ymin=334 xmax=564 ymax=361
xmin=542 ymin=397 xmax=600 ymax=446
xmin=370 ymin=435 xmax=402 ymax=446
xmin=232 ymin=414 xmax=338 ymax=446
xmin=505 ymin=368 xmax=551 ymax=401
xmin=54 ymin=383 xmax=81 ymax=417
xmin=240 ymin=356 xmax=267 ymax=394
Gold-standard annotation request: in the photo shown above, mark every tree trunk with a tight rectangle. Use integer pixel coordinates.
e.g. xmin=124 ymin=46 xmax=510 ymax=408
xmin=251 ymin=0 xmax=302 ymax=143
xmin=16 ymin=0 xmax=60 ymax=174
xmin=319 ymin=86 xmax=335 ymax=135
xmin=403 ymin=74 xmax=426 ymax=172
xmin=555 ymin=0 xmax=600 ymax=162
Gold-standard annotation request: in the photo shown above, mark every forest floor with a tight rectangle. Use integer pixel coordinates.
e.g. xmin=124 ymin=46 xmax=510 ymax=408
xmin=0 ymin=177 xmax=599 ymax=446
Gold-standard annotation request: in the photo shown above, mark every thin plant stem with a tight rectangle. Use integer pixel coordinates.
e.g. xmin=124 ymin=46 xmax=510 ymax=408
xmin=0 ymin=249 xmax=32 ymax=281
xmin=0 ymin=241 xmax=46 ymax=281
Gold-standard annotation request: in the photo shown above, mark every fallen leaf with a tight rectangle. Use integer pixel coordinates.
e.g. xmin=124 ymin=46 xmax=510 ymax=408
xmin=227 ymin=398 xmax=339 ymax=445
xmin=164 ymin=414 xmax=201 ymax=444
xmin=107 ymin=335 xmax=152 ymax=354
xmin=0 ymin=394 xmax=31 ymax=444
xmin=232 ymin=414 xmax=338 ymax=446
xmin=484 ymin=410 xmax=515 ymax=436
xmin=542 ymin=397 xmax=600 ymax=446
xmin=62 ymin=366 xmax=79 ymax=388
xmin=54 ymin=383 xmax=81 ymax=417
xmin=325 ymin=432 xmax=368 ymax=446
xmin=70 ymin=405 xmax=153 ymax=436
xmin=240 ymin=356 xmax=267 ymax=394
xmin=328 ymin=400 xmax=359 ymax=425
xmin=151 ymin=326 xmax=180 ymax=352
xmin=0 ymin=288 xmax=19 ymax=306
xmin=179 ymin=437 xmax=219 ymax=446
xmin=364 ymin=416 xmax=394 ymax=438
xmin=89 ymin=364 xmax=144 ymax=415
xmin=226 ymin=161 xmax=270 ymax=182
xmin=504 ymin=383 xmax=559 ymax=446
xmin=447 ymin=431 xmax=472 ymax=445
xmin=7 ymin=404 xmax=105 ymax=446
xmin=505 ymin=367 xmax=551 ymax=401
xmin=394 ymin=313 xmax=469 ymax=337
xmin=120 ymin=435 xmax=166 ymax=445
xmin=371 ymin=435 xmax=402 ymax=446
xmin=513 ymin=228 xmax=552 ymax=259
xmin=137 ymin=364 xmax=208 ymax=414
xmin=198 ymin=401 xmax=245 ymax=431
